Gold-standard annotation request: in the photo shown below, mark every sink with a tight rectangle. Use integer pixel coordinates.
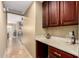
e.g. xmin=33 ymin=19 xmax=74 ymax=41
xmin=65 ymin=39 xmax=79 ymax=45
xmin=50 ymin=36 xmax=79 ymax=46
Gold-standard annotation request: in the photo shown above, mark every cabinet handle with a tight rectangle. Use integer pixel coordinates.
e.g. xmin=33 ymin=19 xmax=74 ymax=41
xmin=54 ymin=52 xmax=61 ymax=57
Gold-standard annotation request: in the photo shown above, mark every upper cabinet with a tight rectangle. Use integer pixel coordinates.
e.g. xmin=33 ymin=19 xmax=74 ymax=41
xmin=42 ymin=1 xmax=78 ymax=28
xmin=42 ymin=2 xmax=49 ymax=28
xmin=60 ymin=1 xmax=78 ymax=25
xmin=48 ymin=1 xmax=60 ymax=27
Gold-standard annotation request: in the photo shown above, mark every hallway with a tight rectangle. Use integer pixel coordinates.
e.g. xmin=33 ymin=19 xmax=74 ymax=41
xmin=4 ymin=37 xmax=32 ymax=58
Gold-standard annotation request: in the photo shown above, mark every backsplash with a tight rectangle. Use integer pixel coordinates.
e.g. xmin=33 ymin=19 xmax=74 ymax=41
xmin=46 ymin=25 xmax=78 ymax=39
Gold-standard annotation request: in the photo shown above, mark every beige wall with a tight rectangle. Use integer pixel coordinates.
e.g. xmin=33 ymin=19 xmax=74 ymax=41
xmin=35 ymin=1 xmax=46 ymax=35
xmin=47 ymin=25 xmax=78 ymax=38
xmin=35 ymin=2 xmax=78 ymax=39
xmin=0 ymin=1 xmax=7 ymax=57
xmin=22 ymin=2 xmax=36 ymax=57
xmin=78 ymin=10 xmax=79 ymax=40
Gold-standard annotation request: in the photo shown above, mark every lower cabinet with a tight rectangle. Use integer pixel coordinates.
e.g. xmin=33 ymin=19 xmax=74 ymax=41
xmin=48 ymin=46 xmax=78 ymax=58
xmin=36 ymin=40 xmax=48 ymax=58
xmin=36 ymin=40 xmax=78 ymax=58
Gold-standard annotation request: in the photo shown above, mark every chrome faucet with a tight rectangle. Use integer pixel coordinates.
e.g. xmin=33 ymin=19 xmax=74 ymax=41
xmin=71 ymin=31 xmax=76 ymax=44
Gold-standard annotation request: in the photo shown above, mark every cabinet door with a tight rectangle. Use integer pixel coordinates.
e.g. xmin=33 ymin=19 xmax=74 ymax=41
xmin=48 ymin=46 xmax=78 ymax=58
xmin=60 ymin=1 xmax=78 ymax=25
xmin=48 ymin=1 xmax=60 ymax=27
xmin=42 ymin=2 xmax=49 ymax=28
xmin=36 ymin=41 xmax=48 ymax=58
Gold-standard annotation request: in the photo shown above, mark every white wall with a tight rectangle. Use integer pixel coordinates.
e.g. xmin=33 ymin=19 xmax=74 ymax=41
xmin=0 ymin=1 xmax=7 ymax=57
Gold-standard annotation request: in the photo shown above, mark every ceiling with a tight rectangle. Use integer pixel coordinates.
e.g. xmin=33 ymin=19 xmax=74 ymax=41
xmin=4 ymin=1 xmax=32 ymax=15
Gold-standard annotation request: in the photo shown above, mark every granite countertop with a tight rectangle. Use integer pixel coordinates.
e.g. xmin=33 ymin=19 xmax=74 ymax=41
xmin=36 ymin=35 xmax=79 ymax=57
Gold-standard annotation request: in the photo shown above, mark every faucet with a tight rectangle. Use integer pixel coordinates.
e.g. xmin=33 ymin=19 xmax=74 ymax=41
xmin=71 ymin=31 xmax=76 ymax=44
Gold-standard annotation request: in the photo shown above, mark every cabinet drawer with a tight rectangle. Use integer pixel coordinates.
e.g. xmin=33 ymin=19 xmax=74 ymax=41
xmin=48 ymin=46 xmax=78 ymax=58
xmin=48 ymin=52 xmax=57 ymax=58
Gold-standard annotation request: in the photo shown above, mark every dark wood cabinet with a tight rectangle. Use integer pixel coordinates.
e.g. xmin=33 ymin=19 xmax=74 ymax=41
xmin=48 ymin=46 xmax=78 ymax=58
xmin=36 ymin=41 xmax=78 ymax=58
xmin=48 ymin=1 xmax=60 ymax=27
xmin=42 ymin=2 xmax=49 ymax=28
xmin=36 ymin=40 xmax=48 ymax=58
xmin=48 ymin=52 xmax=57 ymax=58
xmin=60 ymin=1 xmax=78 ymax=25
xmin=42 ymin=1 xmax=78 ymax=27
